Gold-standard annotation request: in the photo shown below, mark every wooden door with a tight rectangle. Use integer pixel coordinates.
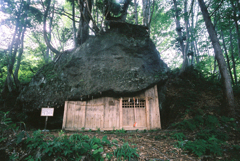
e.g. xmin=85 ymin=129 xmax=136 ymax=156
xmin=122 ymin=98 xmax=147 ymax=130
xmin=62 ymin=101 xmax=86 ymax=130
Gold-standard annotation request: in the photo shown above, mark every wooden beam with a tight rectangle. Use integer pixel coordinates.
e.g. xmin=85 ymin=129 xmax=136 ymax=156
xmin=82 ymin=101 xmax=86 ymax=128
xmin=145 ymin=97 xmax=150 ymax=130
xmin=62 ymin=101 xmax=68 ymax=129
xmin=119 ymin=97 xmax=123 ymax=129
xmin=154 ymin=85 xmax=161 ymax=129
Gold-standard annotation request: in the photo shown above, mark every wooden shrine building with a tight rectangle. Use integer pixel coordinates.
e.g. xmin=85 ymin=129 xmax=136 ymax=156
xmin=62 ymin=85 xmax=161 ymax=131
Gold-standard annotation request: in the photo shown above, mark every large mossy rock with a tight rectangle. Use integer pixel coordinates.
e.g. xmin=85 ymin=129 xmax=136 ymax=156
xmin=18 ymin=28 xmax=168 ymax=127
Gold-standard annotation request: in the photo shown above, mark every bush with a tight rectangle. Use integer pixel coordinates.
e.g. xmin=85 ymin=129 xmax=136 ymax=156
xmin=183 ymin=136 xmax=222 ymax=157
xmin=114 ymin=142 xmax=139 ymax=160
xmin=25 ymin=131 xmax=109 ymax=161
xmin=171 ymin=132 xmax=186 ymax=141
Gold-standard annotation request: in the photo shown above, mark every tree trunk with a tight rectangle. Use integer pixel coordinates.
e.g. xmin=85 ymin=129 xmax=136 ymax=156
xmin=13 ymin=25 xmax=27 ymax=89
xmin=180 ymin=0 xmax=190 ymax=73
xmin=14 ymin=0 xmax=30 ymax=88
xmin=45 ymin=2 xmax=55 ymax=63
xmin=190 ymin=4 xmax=195 ymax=65
xmin=120 ymin=0 xmax=131 ymax=21
xmin=142 ymin=0 xmax=146 ymax=26
xmin=77 ymin=0 xmax=92 ymax=45
xmin=194 ymin=41 xmax=200 ymax=64
xmin=134 ymin=0 xmax=138 ymax=25
xmin=230 ymin=0 xmax=240 ymax=58
xmin=230 ymin=28 xmax=238 ymax=85
xmin=43 ymin=0 xmax=61 ymax=55
xmin=198 ymin=0 xmax=235 ymax=117
xmin=173 ymin=0 xmax=185 ymax=56
xmin=221 ymin=31 xmax=234 ymax=84
xmin=72 ymin=0 xmax=77 ymax=47
xmin=2 ymin=1 xmax=24 ymax=94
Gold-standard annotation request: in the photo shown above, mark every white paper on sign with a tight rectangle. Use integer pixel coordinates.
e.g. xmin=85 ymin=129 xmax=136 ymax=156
xmin=41 ymin=108 xmax=54 ymax=116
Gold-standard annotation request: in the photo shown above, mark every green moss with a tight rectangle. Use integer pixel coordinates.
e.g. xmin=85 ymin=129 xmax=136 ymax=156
xmin=38 ymin=62 xmax=59 ymax=82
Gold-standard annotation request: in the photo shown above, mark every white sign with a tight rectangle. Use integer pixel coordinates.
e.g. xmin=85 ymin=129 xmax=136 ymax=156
xmin=41 ymin=108 xmax=54 ymax=116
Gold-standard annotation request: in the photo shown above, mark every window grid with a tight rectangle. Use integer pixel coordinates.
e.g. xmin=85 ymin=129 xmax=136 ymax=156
xmin=122 ymin=99 xmax=145 ymax=108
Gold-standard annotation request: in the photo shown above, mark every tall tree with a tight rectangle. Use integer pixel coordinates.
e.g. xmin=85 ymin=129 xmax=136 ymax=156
xmin=198 ymin=0 xmax=235 ymax=117
xmin=180 ymin=0 xmax=190 ymax=73
xmin=77 ymin=0 xmax=92 ymax=44
xmin=134 ymin=0 xmax=138 ymax=25
xmin=230 ymin=0 xmax=240 ymax=58
xmin=173 ymin=0 xmax=184 ymax=57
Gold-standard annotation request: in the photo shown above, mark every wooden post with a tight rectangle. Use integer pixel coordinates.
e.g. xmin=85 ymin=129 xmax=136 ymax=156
xmin=133 ymin=97 xmax=136 ymax=127
xmin=83 ymin=101 xmax=86 ymax=128
xmin=44 ymin=116 xmax=48 ymax=130
xmin=145 ymin=97 xmax=150 ymax=130
xmin=119 ymin=98 xmax=123 ymax=129
xmin=62 ymin=101 xmax=68 ymax=129
xmin=154 ymin=85 xmax=161 ymax=129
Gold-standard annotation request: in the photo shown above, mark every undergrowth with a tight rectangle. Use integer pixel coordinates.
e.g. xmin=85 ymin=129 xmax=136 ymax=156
xmin=170 ymin=114 xmax=240 ymax=158
xmin=1 ymin=111 xmax=139 ymax=160
xmin=163 ymin=68 xmax=240 ymax=158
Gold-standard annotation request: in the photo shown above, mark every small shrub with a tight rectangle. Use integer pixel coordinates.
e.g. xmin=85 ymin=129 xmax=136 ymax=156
xmin=197 ymin=129 xmax=228 ymax=141
xmin=183 ymin=137 xmax=222 ymax=157
xmin=205 ymin=115 xmax=220 ymax=129
xmin=171 ymin=132 xmax=186 ymax=141
xmin=114 ymin=142 xmax=139 ymax=160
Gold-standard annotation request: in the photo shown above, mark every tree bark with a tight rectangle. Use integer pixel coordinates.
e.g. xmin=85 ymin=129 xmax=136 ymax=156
xmin=230 ymin=0 xmax=240 ymax=58
xmin=180 ymin=0 xmax=190 ymax=73
xmin=221 ymin=31 xmax=234 ymax=84
xmin=77 ymin=0 xmax=92 ymax=45
xmin=198 ymin=0 xmax=235 ymax=117
xmin=72 ymin=0 xmax=77 ymax=47
xmin=134 ymin=0 xmax=138 ymax=25
xmin=45 ymin=2 xmax=55 ymax=63
xmin=173 ymin=0 xmax=185 ymax=56
xmin=230 ymin=28 xmax=238 ymax=85
xmin=13 ymin=25 xmax=27 ymax=89
xmin=142 ymin=0 xmax=146 ymax=26
xmin=43 ymin=0 xmax=61 ymax=55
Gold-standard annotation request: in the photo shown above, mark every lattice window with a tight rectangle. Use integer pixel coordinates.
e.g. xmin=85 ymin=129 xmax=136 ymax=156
xmin=122 ymin=99 xmax=146 ymax=108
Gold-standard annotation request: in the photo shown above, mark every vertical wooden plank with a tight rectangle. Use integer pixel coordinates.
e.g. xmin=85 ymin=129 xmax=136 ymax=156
xmin=117 ymin=99 xmax=120 ymax=128
xmin=68 ymin=102 xmax=74 ymax=128
xmin=145 ymin=97 xmax=150 ymax=130
xmin=82 ymin=101 xmax=86 ymax=128
xmin=62 ymin=101 xmax=68 ymax=129
xmin=73 ymin=102 xmax=77 ymax=129
xmin=154 ymin=85 xmax=161 ymax=129
xmin=133 ymin=98 xmax=136 ymax=126
xmin=101 ymin=102 xmax=104 ymax=129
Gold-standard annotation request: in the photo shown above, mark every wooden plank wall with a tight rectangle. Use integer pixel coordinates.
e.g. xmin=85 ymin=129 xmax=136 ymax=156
xmin=85 ymin=98 xmax=104 ymax=130
xmin=62 ymin=85 xmax=161 ymax=131
xmin=103 ymin=97 xmax=120 ymax=130
xmin=144 ymin=85 xmax=161 ymax=129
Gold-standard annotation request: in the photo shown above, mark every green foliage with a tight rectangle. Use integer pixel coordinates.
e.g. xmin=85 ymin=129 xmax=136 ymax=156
xmin=24 ymin=131 xmax=106 ymax=160
xmin=113 ymin=142 xmax=139 ymax=160
xmin=182 ymin=138 xmax=222 ymax=157
xmin=172 ymin=113 xmax=239 ymax=157
xmin=172 ymin=115 xmax=222 ymax=131
xmin=171 ymin=132 xmax=185 ymax=141
xmin=104 ymin=128 xmax=126 ymax=134
xmin=19 ymin=131 xmax=139 ymax=160
xmin=197 ymin=129 xmax=228 ymax=141
xmin=0 ymin=111 xmax=20 ymax=141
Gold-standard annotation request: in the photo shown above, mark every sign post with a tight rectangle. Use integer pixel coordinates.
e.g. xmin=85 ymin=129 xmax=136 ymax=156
xmin=41 ymin=106 xmax=54 ymax=132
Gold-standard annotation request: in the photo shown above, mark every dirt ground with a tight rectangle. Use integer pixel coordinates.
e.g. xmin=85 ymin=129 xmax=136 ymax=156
xmin=44 ymin=129 xmax=203 ymax=161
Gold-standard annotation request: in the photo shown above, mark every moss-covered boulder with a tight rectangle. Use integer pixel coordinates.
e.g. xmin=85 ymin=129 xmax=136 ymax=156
xmin=18 ymin=28 xmax=168 ymax=128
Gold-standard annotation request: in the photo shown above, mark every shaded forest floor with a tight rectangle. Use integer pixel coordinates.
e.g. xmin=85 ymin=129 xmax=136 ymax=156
xmin=38 ymin=129 xmax=238 ymax=160
xmin=1 ymin=68 xmax=240 ymax=160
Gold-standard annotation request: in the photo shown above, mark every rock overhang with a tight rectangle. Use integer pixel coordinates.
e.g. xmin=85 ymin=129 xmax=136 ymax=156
xmin=18 ymin=31 xmax=169 ymax=110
